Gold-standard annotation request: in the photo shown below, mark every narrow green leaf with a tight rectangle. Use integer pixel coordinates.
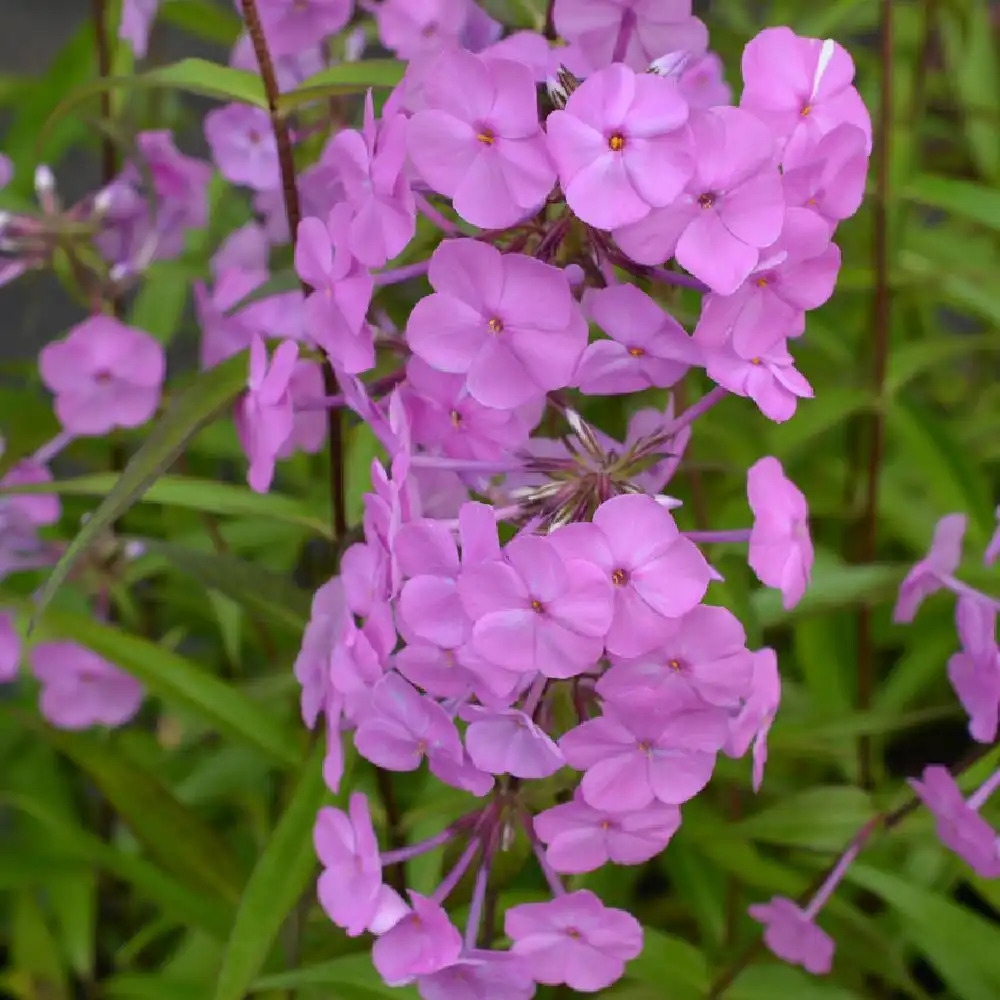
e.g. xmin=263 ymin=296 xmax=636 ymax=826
xmin=160 ymin=0 xmax=243 ymax=45
xmin=214 ymin=744 xmax=335 ymax=1000
xmin=32 ymin=351 xmax=249 ymax=625
xmin=34 ymin=727 xmax=243 ymax=905
xmin=277 ymin=59 xmax=406 ymax=113
xmin=887 ymin=332 xmax=1000 ymax=393
xmin=738 ymin=787 xmax=874 ymax=851
xmin=904 ymin=174 xmax=1000 ymax=234
xmin=730 ymin=965 xmax=864 ymax=1000
xmin=102 ymin=974 xmax=205 ymax=1000
xmin=0 ymin=473 xmax=331 ymax=538
xmin=34 ymin=609 xmax=300 ymax=767
xmin=251 ymin=953 xmax=416 ymax=996
xmin=139 ymin=540 xmax=311 ymax=630
xmin=626 ymin=927 xmax=708 ymax=1000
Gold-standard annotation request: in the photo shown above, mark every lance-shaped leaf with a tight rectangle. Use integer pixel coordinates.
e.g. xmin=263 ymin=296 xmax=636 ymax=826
xmin=276 ymin=59 xmax=405 ymax=114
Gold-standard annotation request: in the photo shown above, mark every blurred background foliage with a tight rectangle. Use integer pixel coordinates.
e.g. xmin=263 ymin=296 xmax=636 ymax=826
xmin=0 ymin=0 xmax=999 ymax=998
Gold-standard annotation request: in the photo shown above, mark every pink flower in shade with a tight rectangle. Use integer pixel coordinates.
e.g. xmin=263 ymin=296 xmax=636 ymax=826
xmin=372 ymin=0 xmax=470 ymax=59
xmin=406 ymin=50 xmax=556 ymax=229
xmin=39 ymin=315 xmax=165 ymax=436
xmin=1 ymin=459 xmax=60 ymax=529
xmin=373 ymin=893 xmax=464 ymax=986
xmin=724 ymin=647 xmax=780 ymax=791
xmin=947 ymin=596 xmax=1000 ymax=744
xmin=985 ymin=507 xmax=1000 ymax=567
xmin=418 ymin=953 xmax=535 ymax=1000
xmin=120 ymin=0 xmax=160 ymax=57
xmin=280 ymin=360 xmax=327 ymax=458
xmin=505 ymin=890 xmax=643 ymax=992
xmin=355 ymin=673 xmax=493 ymax=795
xmin=30 ymin=642 xmax=144 ymax=730
xmin=597 ymin=604 xmax=754 ymax=710
xmin=560 ymin=699 xmax=730 ymax=810
xmin=748 ymin=897 xmax=834 ymax=975
xmin=893 ymin=513 xmax=966 ymax=623
xmin=909 ymin=766 xmax=1000 ymax=878
xmin=553 ymin=0 xmax=708 ymax=73
xmin=462 ymin=705 xmax=564 ymax=778
xmin=740 ymin=28 xmax=872 ymax=164
xmin=315 ymin=794 xmax=390 ymax=937
xmin=404 ymin=358 xmax=538 ymax=464
xmin=782 ymin=124 xmax=870 ymax=230
xmin=535 ymin=793 xmax=681 ymax=873
xmin=549 ymin=493 xmax=713 ymax=658
xmin=406 ymin=240 xmax=588 ymax=409
xmin=294 ymin=576 xmax=350 ymax=729
xmin=613 ymin=106 xmax=785 ymax=294
xmin=235 ymin=335 xmax=298 ymax=494
xmin=701 ymin=326 xmax=813 ymax=423
xmin=699 ymin=207 xmax=837 ymax=357
xmin=747 ymin=457 xmax=813 ymax=609
xmin=459 ymin=533 xmax=613 ymax=679
xmin=574 ymin=284 xmax=700 ymax=395
xmin=652 ymin=50 xmax=732 ymax=110
xmin=295 ymin=208 xmax=375 ymax=373
xmin=204 ymin=104 xmax=280 ymax=192
xmin=0 ymin=611 xmax=19 ymax=682
xmin=546 ymin=64 xmax=692 ymax=230
xmin=331 ymin=92 xmax=416 ymax=267
xmin=256 ymin=0 xmax=353 ymax=58
xmin=230 ymin=33 xmax=325 ymax=94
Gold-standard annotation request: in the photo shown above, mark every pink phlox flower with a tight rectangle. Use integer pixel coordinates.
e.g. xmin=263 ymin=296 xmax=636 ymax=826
xmin=535 ymin=792 xmax=681 ymax=873
xmin=30 ymin=642 xmax=144 ymax=730
xmin=407 ymin=49 xmax=556 ymax=229
xmin=560 ymin=696 xmax=730 ymax=810
xmin=236 ymin=335 xmax=299 ymax=493
xmin=553 ymin=0 xmax=708 ymax=73
xmin=406 ymin=240 xmax=588 ymax=409
xmin=597 ymin=604 xmax=754 ymax=710
xmin=417 ymin=952 xmax=535 ymax=1000
xmin=479 ymin=29 xmax=560 ymax=82
xmin=746 ymin=457 xmax=814 ymax=608
xmin=652 ymin=50 xmax=732 ymax=110
xmin=782 ymin=123 xmax=870 ymax=230
xmin=0 ymin=611 xmax=20 ymax=682
xmin=701 ymin=321 xmax=812 ymax=423
xmin=39 ymin=314 xmax=165 ymax=436
xmin=204 ymin=104 xmax=280 ymax=192
xmin=278 ymin=359 xmax=327 ymax=457
xmin=724 ymin=647 xmax=780 ymax=790
xmin=740 ymin=27 xmax=872 ymax=163
xmin=462 ymin=704 xmax=564 ymax=778
xmin=294 ymin=576 xmax=350 ymax=728
xmin=574 ymin=283 xmax=700 ymax=395
xmin=985 ymin=506 xmax=1000 ymax=567
xmin=947 ymin=595 xmax=1000 ymax=744
xmin=546 ymin=63 xmax=692 ymax=230
xmin=549 ymin=493 xmax=712 ymax=657
xmin=909 ymin=766 xmax=1000 ymax=878
xmin=230 ymin=32 xmax=325 ymax=93
xmin=330 ymin=601 xmax=395 ymax=699
xmin=371 ymin=0 xmax=470 ymax=59
xmin=613 ymin=106 xmax=785 ymax=294
xmin=748 ymin=896 xmax=834 ymax=975
xmin=119 ymin=0 xmax=160 ymax=57
xmin=256 ymin=0 xmax=352 ymax=58
xmin=458 ymin=532 xmax=613 ymax=679
xmin=296 ymin=207 xmax=375 ymax=373
xmin=1 ymin=457 xmax=60 ymax=529
xmin=404 ymin=357 xmax=539 ymax=466
xmin=331 ymin=91 xmax=416 ymax=267
xmin=253 ymin=152 xmax=346 ymax=242
xmin=505 ymin=889 xmax=643 ymax=992
xmin=315 ymin=793 xmax=387 ymax=937
xmin=341 ymin=541 xmax=391 ymax=618
xmin=373 ymin=892 xmax=464 ymax=986
xmin=893 ymin=513 xmax=967 ymax=623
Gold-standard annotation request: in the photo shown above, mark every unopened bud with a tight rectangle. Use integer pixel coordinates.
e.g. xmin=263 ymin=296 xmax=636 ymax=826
xmin=34 ymin=165 xmax=59 ymax=215
xmin=546 ymin=65 xmax=580 ymax=109
xmin=92 ymin=187 xmax=115 ymax=217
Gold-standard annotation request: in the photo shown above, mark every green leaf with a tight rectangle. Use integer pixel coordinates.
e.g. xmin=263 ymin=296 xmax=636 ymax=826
xmin=102 ymin=975 xmax=205 ymax=1000
xmin=161 ymin=0 xmax=243 ymax=45
xmin=32 ymin=351 xmax=250 ymax=625
xmin=904 ymin=174 xmax=1000 ymax=234
xmin=139 ymin=540 xmax=311 ymax=631
xmin=43 ymin=58 xmax=267 ymax=146
xmin=0 ymin=472 xmax=331 ymax=538
xmin=277 ymin=59 xmax=406 ymax=113
xmin=34 ymin=609 xmax=300 ymax=767
xmin=738 ymin=787 xmax=874 ymax=851
xmin=35 ymin=727 xmax=244 ymax=905
xmin=213 ymin=744 xmax=338 ymax=1000
xmin=887 ymin=332 xmax=1000 ymax=394
xmin=730 ymin=965 xmax=865 ymax=1000
xmin=626 ymin=927 xmax=708 ymax=1000
xmin=251 ymin=952 xmax=416 ymax=996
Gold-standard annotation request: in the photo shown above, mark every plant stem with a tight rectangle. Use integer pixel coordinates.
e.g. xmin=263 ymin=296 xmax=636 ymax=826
xmin=91 ymin=0 xmax=117 ymax=184
xmin=239 ymin=0 xmax=346 ymax=541
xmin=856 ymin=0 xmax=895 ymax=792
xmin=376 ymin=768 xmax=407 ymax=894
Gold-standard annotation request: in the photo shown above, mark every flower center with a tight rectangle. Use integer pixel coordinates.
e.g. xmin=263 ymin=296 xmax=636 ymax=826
xmin=750 ymin=357 xmax=762 ymax=365
xmin=667 ymin=658 xmax=683 ymax=671
xmin=567 ymin=927 xmax=583 ymax=940
xmin=530 ymin=599 xmax=545 ymax=614
xmin=608 ymin=132 xmax=625 ymax=152
xmin=628 ymin=346 xmax=645 ymax=357
xmin=94 ymin=369 xmax=113 ymax=384
xmin=801 ymin=104 xmax=812 ymax=117
xmin=477 ymin=128 xmax=496 ymax=145
xmin=449 ymin=408 xmax=462 ymax=427
xmin=756 ymin=277 xmax=769 ymax=288
xmin=611 ymin=568 xmax=628 ymax=586
xmin=697 ymin=192 xmax=717 ymax=209
xmin=488 ymin=316 xmax=503 ymax=334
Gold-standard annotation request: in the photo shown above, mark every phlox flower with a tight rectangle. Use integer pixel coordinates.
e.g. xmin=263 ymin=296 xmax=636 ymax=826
xmin=546 ymin=63 xmax=692 ymax=230
xmin=462 ymin=705 xmax=564 ymax=778
xmin=406 ymin=240 xmax=587 ymax=409
xmin=652 ymin=50 xmax=732 ymax=110
xmin=407 ymin=49 xmax=556 ymax=229
xmin=39 ymin=315 xmax=165 ymax=436
xmin=417 ymin=953 xmax=535 ymax=1000
xmin=0 ymin=611 xmax=19 ymax=682
xmin=724 ymin=647 xmax=781 ymax=790
xmin=893 ymin=513 xmax=966 ymax=623
xmin=120 ymin=0 xmax=160 ymax=57
xmin=372 ymin=0 xmax=470 ymax=59
xmin=947 ymin=596 xmax=1000 ymax=744
xmin=256 ymin=0 xmax=353 ymax=58
xmin=373 ymin=893 xmax=463 ymax=986
xmin=204 ymin=104 xmax=280 ymax=192
xmin=749 ymin=897 xmax=834 ymax=975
